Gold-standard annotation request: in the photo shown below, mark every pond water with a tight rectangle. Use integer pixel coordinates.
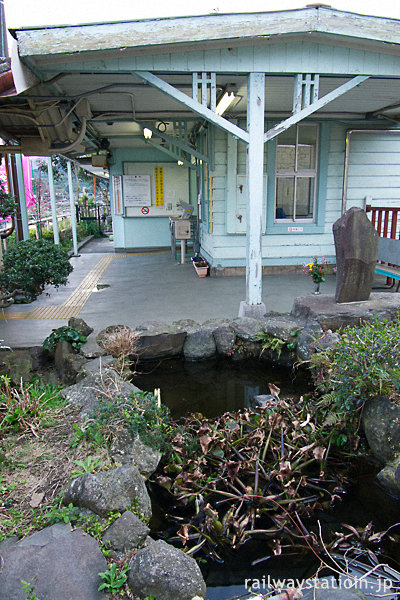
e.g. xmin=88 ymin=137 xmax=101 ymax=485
xmin=132 ymin=356 xmax=311 ymax=419
xmin=132 ymin=358 xmax=400 ymax=600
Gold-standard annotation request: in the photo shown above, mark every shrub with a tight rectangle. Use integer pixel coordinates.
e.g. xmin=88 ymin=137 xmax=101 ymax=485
xmin=310 ymin=316 xmax=400 ymax=410
xmin=0 ymin=239 xmax=73 ymax=301
xmin=0 ymin=180 xmax=16 ymax=219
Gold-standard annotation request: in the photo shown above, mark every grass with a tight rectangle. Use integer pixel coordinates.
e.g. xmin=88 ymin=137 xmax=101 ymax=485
xmin=0 ymin=376 xmax=146 ymax=600
xmin=0 ymin=377 xmax=110 ymax=541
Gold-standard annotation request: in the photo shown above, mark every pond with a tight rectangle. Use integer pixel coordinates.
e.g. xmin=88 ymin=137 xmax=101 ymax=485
xmin=132 ymin=356 xmax=311 ymax=419
xmin=131 ymin=358 xmax=400 ymax=600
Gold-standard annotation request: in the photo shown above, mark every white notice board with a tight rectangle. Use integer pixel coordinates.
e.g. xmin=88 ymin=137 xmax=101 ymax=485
xmin=123 ymin=175 xmax=151 ymax=207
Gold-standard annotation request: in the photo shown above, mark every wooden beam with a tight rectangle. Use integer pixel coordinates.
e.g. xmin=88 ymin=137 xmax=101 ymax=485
xmin=46 ymin=157 xmax=60 ymax=245
xmin=144 ymin=138 xmax=195 ymax=168
xmin=137 ymin=121 xmax=209 ymax=163
xmin=243 ymin=72 xmax=265 ymax=311
xmin=134 ymin=71 xmax=250 ymax=144
xmin=14 ymin=154 xmax=29 ymax=241
xmin=265 ymin=75 xmax=369 ymax=142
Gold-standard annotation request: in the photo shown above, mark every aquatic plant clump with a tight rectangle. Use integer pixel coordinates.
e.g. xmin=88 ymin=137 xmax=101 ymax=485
xmin=155 ymin=393 xmax=354 ymax=560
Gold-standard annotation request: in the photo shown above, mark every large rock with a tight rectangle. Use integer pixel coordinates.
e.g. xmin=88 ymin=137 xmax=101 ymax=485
xmin=0 ymin=350 xmax=34 ymax=383
xmin=80 ymin=333 xmax=108 ymax=359
xmin=183 ymin=328 xmax=216 ymax=360
xmin=0 ymin=523 xmax=107 ymax=600
xmin=263 ymin=316 xmax=301 ymax=342
xmin=213 ymin=325 xmax=236 ymax=355
xmin=231 ymin=317 xmax=265 ymax=342
xmin=55 ymin=341 xmax=87 ymax=384
xmin=296 ymin=321 xmax=323 ymax=362
xmin=135 ymin=326 xmax=187 ymax=359
xmin=110 ymin=430 xmax=161 ymax=477
xmin=362 ymin=396 xmax=400 ymax=464
xmin=102 ymin=510 xmax=150 ymax=553
xmin=333 ymin=207 xmax=378 ymax=303
xmin=291 ymin=293 xmax=400 ymax=332
xmin=63 ymin=464 xmax=152 ymax=519
xmin=376 ymin=458 xmax=400 ymax=497
xmin=128 ymin=539 xmax=206 ymax=600
xmin=81 ymin=355 xmax=117 ymax=377
xmin=61 ymin=371 xmax=140 ymax=417
xmin=68 ymin=317 xmax=94 ymax=337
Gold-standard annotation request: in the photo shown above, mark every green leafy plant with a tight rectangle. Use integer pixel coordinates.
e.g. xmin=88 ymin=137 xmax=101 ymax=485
xmin=98 ymin=562 xmax=130 ymax=593
xmin=0 ymin=239 xmax=73 ymax=302
xmin=73 ymin=391 xmax=172 ymax=453
xmin=43 ymin=326 xmax=86 ymax=351
xmin=20 ymin=579 xmax=38 ymax=600
xmin=0 ymin=180 xmax=17 ymax=220
xmin=71 ymin=456 xmax=104 ymax=479
xmin=257 ymin=329 xmax=300 ymax=359
xmin=310 ymin=316 xmax=400 ymax=410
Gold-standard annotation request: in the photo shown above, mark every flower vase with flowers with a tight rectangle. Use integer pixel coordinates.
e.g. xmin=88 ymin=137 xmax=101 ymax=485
xmin=303 ymin=256 xmax=333 ymax=294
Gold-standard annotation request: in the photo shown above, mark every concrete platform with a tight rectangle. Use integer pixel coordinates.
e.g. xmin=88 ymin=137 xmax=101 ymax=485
xmin=0 ymin=237 xmax=393 ymax=348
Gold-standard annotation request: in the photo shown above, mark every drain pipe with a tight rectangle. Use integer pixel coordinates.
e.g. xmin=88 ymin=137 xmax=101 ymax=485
xmin=342 ymin=128 xmax=400 ymax=214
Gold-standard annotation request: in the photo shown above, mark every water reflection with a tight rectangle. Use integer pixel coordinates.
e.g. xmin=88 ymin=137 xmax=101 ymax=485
xmin=132 ymin=357 xmax=310 ymax=419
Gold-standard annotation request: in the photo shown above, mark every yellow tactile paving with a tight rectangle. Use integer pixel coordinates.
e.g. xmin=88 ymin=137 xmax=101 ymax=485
xmin=0 ymin=254 xmax=116 ymax=320
xmin=0 ymin=250 xmax=171 ymax=321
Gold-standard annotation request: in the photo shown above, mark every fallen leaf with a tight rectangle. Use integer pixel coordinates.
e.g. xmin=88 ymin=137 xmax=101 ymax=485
xmin=312 ymin=446 xmax=326 ymax=462
xmin=29 ymin=492 xmax=44 ymax=508
xmin=268 ymin=382 xmax=281 ymax=397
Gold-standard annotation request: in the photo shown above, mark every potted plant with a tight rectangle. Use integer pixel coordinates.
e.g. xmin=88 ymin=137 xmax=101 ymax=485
xmin=192 ymin=255 xmax=209 ymax=277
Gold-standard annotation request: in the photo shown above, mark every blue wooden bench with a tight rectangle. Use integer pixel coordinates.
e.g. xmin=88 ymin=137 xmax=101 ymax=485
xmin=375 ymin=237 xmax=400 ymax=291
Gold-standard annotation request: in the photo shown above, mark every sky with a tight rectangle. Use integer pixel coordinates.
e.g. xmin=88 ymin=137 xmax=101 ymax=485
xmin=4 ymin=0 xmax=400 ymax=28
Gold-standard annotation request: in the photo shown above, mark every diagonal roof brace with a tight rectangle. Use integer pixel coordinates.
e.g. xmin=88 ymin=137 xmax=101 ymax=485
xmin=136 ymin=121 xmax=209 ymax=163
xmin=265 ymin=75 xmax=369 ymax=143
xmin=144 ymin=137 xmax=195 ymax=168
xmin=134 ymin=71 xmax=249 ymax=144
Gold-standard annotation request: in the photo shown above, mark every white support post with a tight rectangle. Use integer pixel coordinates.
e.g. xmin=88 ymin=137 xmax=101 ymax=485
xmin=46 ymin=156 xmax=60 ymax=245
xmin=67 ymin=160 xmax=79 ymax=256
xmin=14 ymin=154 xmax=29 ymax=241
xmin=239 ymin=72 xmax=266 ymax=318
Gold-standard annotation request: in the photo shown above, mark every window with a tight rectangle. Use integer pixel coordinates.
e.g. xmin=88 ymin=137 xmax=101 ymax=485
xmin=275 ymin=124 xmax=318 ymax=222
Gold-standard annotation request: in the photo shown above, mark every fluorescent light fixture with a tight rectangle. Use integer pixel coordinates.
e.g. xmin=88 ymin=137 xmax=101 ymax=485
xmin=177 ymin=160 xmax=184 ymax=166
xmin=143 ymin=127 xmax=153 ymax=139
xmin=216 ymin=91 xmax=237 ymax=116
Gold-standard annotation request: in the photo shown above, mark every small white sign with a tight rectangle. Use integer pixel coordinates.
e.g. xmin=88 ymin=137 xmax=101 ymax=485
xmin=288 ymin=226 xmax=304 ymax=232
xmin=123 ymin=175 xmax=151 ymax=207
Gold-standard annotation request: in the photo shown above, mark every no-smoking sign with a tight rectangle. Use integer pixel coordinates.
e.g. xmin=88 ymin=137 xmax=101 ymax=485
xmin=141 ymin=206 xmax=150 ymax=215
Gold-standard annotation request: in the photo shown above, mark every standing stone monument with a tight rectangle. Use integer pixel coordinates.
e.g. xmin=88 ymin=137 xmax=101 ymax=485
xmin=333 ymin=207 xmax=378 ymax=303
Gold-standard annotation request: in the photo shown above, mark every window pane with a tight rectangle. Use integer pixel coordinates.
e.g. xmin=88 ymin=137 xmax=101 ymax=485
xmin=276 ymin=127 xmax=296 ymax=170
xmin=296 ymin=177 xmax=315 ymax=218
xmin=276 ymin=145 xmax=295 ymax=170
xmin=297 ymin=125 xmax=317 ymax=170
xmin=276 ymin=178 xmax=294 ymax=219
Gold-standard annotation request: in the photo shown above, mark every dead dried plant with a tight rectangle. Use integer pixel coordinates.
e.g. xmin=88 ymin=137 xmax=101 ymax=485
xmin=101 ymin=326 xmax=139 ymax=359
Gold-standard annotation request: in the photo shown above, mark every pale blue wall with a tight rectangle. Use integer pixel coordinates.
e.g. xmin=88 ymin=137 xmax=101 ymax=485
xmin=110 ymin=148 xmax=177 ymax=250
xmin=201 ymin=124 xmax=400 ymax=268
xmin=109 ymin=127 xmax=400 ymax=260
